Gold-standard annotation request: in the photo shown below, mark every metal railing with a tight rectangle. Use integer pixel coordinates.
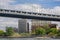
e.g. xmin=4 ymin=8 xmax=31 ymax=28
xmin=0 ymin=9 xmax=60 ymax=18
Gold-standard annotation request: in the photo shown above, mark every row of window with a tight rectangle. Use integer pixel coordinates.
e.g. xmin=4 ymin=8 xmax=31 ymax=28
xmin=0 ymin=9 xmax=60 ymax=17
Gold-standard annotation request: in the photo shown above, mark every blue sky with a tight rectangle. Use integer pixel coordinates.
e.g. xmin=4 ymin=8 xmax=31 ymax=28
xmin=0 ymin=0 xmax=60 ymax=30
xmin=10 ymin=0 xmax=60 ymax=8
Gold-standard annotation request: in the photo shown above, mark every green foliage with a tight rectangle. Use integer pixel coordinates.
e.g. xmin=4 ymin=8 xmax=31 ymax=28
xmin=48 ymin=28 xmax=58 ymax=37
xmin=49 ymin=28 xmax=58 ymax=34
xmin=0 ymin=30 xmax=5 ymax=36
xmin=4 ymin=32 xmax=10 ymax=36
xmin=40 ymin=24 xmax=50 ymax=34
xmin=46 ymin=28 xmax=51 ymax=34
xmin=56 ymin=30 xmax=60 ymax=36
xmin=35 ymin=27 xmax=46 ymax=35
xmin=6 ymin=27 xmax=14 ymax=36
xmin=43 ymin=24 xmax=50 ymax=30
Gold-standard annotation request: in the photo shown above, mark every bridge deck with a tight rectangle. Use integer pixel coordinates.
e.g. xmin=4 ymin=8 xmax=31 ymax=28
xmin=0 ymin=9 xmax=60 ymax=21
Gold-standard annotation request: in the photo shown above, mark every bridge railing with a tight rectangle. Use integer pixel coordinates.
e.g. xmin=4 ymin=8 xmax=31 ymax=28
xmin=0 ymin=9 xmax=60 ymax=18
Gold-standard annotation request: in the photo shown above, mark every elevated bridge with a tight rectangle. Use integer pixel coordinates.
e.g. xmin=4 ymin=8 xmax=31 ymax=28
xmin=0 ymin=9 xmax=60 ymax=21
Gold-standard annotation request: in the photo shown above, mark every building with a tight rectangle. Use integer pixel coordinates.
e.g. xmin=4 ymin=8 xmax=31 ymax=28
xmin=31 ymin=19 xmax=51 ymax=32
xmin=49 ymin=24 xmax=57 ymax=28
xmin=18 ymin=19 xmax=59 ymax=33
xmin=18 ymin=19 xmax=31 ymax=33
xmin=31 ymin=19 xmax=51 ymax=26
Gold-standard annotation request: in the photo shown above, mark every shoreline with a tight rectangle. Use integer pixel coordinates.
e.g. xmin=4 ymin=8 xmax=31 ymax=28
xmin=0 ymin=36 xmax=60 ymax=39
xmin=0 ymin=36 xmax=49 ymax=38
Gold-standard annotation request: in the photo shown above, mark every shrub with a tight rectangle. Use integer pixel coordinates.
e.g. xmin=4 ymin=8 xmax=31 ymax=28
xmin=6 ymin=27 xmax=14 ymax=36
xmin=49 ymin=28 xmax=58 ymax=34
xmin=48 ymin=28 xmax=58 ymax=37
xmin=35 ymin=27 xmax=46 ymax=36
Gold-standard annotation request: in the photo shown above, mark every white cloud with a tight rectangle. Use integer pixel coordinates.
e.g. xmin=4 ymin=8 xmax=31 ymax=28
xmin=0 ymin=0 xmax=15 ymax=5
xmin=0 ymin=0 xmax=60 ymax=14
xmin=0 ymin=0 xmax=16 ymax=9
xmin=14 ymin=4 xmax=60 ymax=15
xmin=14 ymin=4 xmax=42 ymax=12
xmin=53 ymin=6 xmax=60 ymax=14
xmin=0 ymin=0 xmax=60 ymax=30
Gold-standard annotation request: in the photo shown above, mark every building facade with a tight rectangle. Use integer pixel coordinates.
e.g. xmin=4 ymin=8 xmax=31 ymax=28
xmin=18 ymin=19 xmax=29 ymax=33
xmin=31 ymin=19 xmax=51 ymax=32
xmin=18 ymin=19 xmax=53 ymax=33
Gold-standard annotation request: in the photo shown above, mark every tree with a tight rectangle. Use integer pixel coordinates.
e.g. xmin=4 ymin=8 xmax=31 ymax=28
xmin=6 ymin=27 xmax=14 ymax=36
xmin=0 ymin=30 xmax=5 ymax=36
xmin=35 ymin=27 xmax=46 ymax=36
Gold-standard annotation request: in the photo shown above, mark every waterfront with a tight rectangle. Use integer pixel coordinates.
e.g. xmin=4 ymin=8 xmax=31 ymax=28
xmin=0 ymin=38 xmax=60 ymax=40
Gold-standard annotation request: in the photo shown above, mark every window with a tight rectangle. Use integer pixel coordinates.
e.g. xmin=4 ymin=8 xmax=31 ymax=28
xmin=27 ymin=12 xmax=31 ymax=14
xmin=48 ymin=14 xmax=51 ymax=16
xmin=52 ymin=15 xmax=56 ymax=17
xmin=0 ymin=9 xmax=3 ymax=11
xmin=22 ymin=11 xmax=26 ymax=13
xmin=38 ymin=13 xmax=41 ymax=15
xmin=43 ymin=14 xmax=46 ymax=16
xmin=4 ymin=10 xmax=9 ymax=12
xmin=10 ymin=10 xmax=15 ymax=12
xmin=16 ymin=11 xmax=21 ymax=13
xmin=33 ymin=13 xmax=37 ymax=15
xmin=57 ymin=15 xmax=60 ymax=17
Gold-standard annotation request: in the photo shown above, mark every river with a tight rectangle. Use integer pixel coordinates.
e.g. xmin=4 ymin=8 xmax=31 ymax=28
xmin=0 ymin=38 xmax=60 ymax=40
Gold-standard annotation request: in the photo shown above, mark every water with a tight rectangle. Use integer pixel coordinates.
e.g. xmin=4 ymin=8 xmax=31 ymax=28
xmin=0 ymin=38 xmax=60 ymax=40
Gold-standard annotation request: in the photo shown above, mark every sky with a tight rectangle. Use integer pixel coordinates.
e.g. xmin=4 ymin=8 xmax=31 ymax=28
xmin=0 ymin=0 xmax=60 ymax=30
